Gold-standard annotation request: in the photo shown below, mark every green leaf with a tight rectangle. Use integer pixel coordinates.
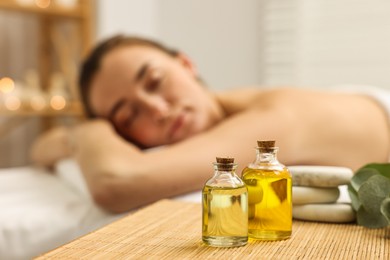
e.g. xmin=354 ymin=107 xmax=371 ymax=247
xmin=351 ymin=168 xmax=379 ymax=191
xmin=380 ymin=197 xmax=390 ymax=224
xmin=360 ymin=163 xmax=390 ymax=179
xmin=352 ymin=163 xmax=390 ymax=229
xmin=357 ymin=206 xmax=389 ymax=228
xmin=358 ymin=175 xmax=390 ymax=213
xmin=348 ymin=184 xmax=361 ymax=211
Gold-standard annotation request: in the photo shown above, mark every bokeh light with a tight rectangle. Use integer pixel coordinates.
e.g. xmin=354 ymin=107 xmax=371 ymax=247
xmin=0 ymin=77 xmax=15 ymax=93
xmin=50 ymin=95 xmax=66 ymax=110
xmin=35 ymin=0 xmax=51 ymax=8
xmin=5 ymin=96 xmax=21 ymax=111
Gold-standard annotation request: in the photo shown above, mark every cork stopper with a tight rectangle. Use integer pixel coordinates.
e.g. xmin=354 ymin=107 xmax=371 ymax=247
xmin=257 ymin=140 xmax=276 ymax=152
xmin=215 ymin=157 xmax=235 ymax=171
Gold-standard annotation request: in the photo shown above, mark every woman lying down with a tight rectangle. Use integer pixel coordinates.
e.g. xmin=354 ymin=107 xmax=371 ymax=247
xmin=31 ymin=35 xmax=390 ymax=213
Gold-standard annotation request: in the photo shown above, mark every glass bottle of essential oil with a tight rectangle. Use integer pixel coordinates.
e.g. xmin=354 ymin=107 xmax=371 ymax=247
xmin=202 ymin=157 xmax=248 ymax=247
xmin=241 ymin=140 xmax=292 ymax=240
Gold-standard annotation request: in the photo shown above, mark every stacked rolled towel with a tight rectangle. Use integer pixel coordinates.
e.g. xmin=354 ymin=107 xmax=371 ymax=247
xmin=289 ymin=166 xmax=356 ymax=223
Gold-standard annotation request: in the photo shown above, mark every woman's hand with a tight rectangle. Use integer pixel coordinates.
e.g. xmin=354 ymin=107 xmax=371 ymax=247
xmin=30 ymin=126 xmax=72 ymax=168
xmin=69 ymin=119 xmax=142 ymax=162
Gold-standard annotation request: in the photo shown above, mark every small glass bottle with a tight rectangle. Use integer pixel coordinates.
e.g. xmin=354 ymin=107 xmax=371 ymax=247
xmin=202 ymin=157 xmax=248 ymax=247
xmin=241 ymin=141 xmax=292 ymax=240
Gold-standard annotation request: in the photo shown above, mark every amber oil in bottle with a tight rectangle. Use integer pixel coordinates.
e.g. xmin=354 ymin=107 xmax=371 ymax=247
xmin=202 ymin=157 xmax=248 ymax=247
xmin=241 ymin=141 xmax=292 ymax=240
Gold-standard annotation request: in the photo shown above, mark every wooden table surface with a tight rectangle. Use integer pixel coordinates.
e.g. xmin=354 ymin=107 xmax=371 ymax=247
xmin=36 ymin=199 xmax=389 ymax=259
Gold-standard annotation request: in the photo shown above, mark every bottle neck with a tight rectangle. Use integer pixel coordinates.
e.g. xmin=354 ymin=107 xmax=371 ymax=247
xmin=213 ymin=164 xmax=238 ymax=176
xmin=255 ymin=147 xmax=279 ymax=164
xmin=208 ymin=163 xmax=245 ymax=188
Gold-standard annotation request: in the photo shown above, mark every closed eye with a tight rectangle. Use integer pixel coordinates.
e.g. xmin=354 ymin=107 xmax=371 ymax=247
xmin=146 ymin=78 xmax=160 ymax=92
xmin=145 ymin=67 xmax=164 ymax=92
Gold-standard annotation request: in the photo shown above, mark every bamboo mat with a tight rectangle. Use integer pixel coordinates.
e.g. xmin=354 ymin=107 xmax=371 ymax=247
xmin=36 ymin=199 xmax=389 ymax=259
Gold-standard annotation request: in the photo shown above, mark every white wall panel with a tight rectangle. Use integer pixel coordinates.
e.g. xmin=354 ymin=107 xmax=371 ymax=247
xmin=260 ymin=0 xmax=390 ymax=89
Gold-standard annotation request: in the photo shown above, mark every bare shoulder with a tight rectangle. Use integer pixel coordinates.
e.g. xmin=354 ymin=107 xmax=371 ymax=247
xmin=216 ymin=87 xmax=313 ymax=114
xmin=215 ymin=87 xmax=266 ymax=114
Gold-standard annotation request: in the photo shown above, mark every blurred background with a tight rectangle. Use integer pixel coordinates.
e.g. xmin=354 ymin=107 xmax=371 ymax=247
xmin=1 ymin=0 xmax=390 ymax=168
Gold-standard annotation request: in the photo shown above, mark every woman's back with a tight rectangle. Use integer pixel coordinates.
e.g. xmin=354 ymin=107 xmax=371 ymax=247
xmin=218 ymin=87 xmax=390 ymax=170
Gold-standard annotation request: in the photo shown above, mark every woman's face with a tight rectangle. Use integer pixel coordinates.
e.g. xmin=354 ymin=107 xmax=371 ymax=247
xmin=89 ymin=45 xmax=223 ymax=148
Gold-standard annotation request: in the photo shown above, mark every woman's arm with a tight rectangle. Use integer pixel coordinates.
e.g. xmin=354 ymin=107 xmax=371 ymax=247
xmin=68 ymin=120 xmax=144 ymax=198
xmin=82 ymin=102 xmax=299 ymax=213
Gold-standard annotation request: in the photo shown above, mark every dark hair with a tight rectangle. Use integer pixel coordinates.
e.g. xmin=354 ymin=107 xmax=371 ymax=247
xmin=79 ymin=35 xmax=179 ymax=118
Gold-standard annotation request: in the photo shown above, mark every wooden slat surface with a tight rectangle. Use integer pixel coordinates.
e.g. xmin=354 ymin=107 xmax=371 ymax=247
xmin=36 ymin=199 xmax=389 ymax=259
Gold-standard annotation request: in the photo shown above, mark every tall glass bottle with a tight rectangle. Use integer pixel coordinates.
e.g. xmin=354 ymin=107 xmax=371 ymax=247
xmin=202 ymin=157 xmax=248 ymax=247
xmin=241 ymin=141 xmax=292 ymax=240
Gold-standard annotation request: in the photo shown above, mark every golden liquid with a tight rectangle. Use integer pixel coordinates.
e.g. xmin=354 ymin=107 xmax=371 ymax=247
xmin=202 ymin=186 xmax=248 ymax=247
xmin=242 ymin=167 xmax=292 ymax=240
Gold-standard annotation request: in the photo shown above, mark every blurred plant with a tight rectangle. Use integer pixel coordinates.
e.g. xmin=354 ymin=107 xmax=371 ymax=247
xmin=348 ymin=163 xmax=390 ymax=228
